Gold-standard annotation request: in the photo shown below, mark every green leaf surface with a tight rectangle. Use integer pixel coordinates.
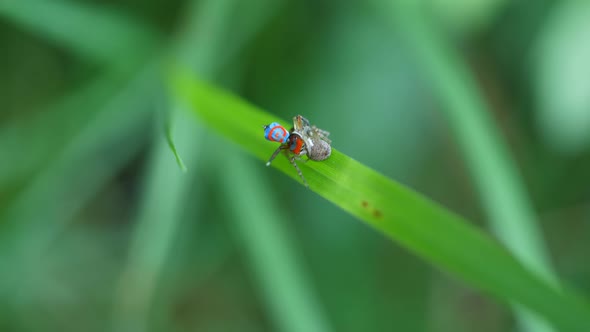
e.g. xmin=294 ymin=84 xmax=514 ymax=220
xmin=167 ymin=68 xmax=590 ymax=332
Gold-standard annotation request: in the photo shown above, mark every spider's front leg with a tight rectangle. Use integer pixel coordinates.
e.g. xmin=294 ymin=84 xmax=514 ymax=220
xmin=266 ymin=144 xmax=288 ymax=166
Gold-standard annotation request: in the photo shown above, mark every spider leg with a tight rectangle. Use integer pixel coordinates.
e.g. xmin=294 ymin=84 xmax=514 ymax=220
xmin=266 ymin=145 xmax=287 ymax=166
xmin=289 ymin=156 xmax=309 ymax=188
xmin=311 ymin=126 xmax=331 ymax=144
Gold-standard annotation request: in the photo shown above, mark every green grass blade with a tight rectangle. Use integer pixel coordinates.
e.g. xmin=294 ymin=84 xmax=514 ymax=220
xmin=112 ymin=109 xmax=201 ymax=332
xmin=167 ymin=69 xmax=590 ymax=332
xmin=388 ymin=0 xmax=557 ymax=285
xmin=381 ymin=3 xmax=558 ymax=332
xmin=164 ymin=111 xmax=188 ymax=172
xmin=0 ymin=0 xmax=158 ymax=64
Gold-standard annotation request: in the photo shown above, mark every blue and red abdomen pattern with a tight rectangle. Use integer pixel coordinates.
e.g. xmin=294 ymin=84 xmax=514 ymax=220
xmin=264 ymin=122 xmax=289 ymax=143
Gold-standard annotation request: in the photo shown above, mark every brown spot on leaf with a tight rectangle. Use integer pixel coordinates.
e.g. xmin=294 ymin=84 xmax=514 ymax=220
xmin=361 ymin=200 xmax=369 ymax=208
xmin=373 ymin=209 xmax=382 ymax=218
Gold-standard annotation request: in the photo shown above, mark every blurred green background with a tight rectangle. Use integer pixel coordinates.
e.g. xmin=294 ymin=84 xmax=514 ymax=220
xmin=1 ymin=1 xmax=590 ymax=332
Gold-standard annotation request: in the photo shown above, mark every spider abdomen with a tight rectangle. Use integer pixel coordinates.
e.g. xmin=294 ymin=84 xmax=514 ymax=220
xmin=307 ymin=139 xmax=331 ymax=161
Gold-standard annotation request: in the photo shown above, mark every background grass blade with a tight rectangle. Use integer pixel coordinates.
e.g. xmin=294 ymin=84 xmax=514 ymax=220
xmin=380 ymin=2 xmax=558 ymax=332
xmin=0 ymin=65 xmax=157 ymax=330
xmin=0 ymin=69 xmax=132 ymax=190
xmin=219 ymin=149 xmax=333 ymax=332
xmin=113 ymin=0 xmax=237 ymax=329
xmin=164 ymin=117 xmax=188 ymax=172
xmin=112 ymin=108 xmax=202 ymax=332
xmin=0 ymin=0 xmax=158 ymax=65
xmin=168 ymin=70 xmax=590 ymax=332
xmin=0 ymin=66 xmax=157 ymax=248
